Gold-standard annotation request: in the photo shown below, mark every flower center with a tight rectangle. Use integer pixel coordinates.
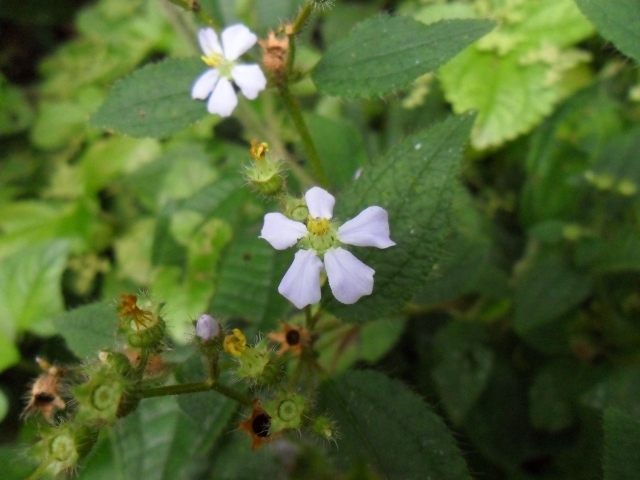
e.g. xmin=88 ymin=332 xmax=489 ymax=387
xmin=307 ymin=216 xmax=330 ymax=235
xmin=201 ymin=53 xmax=234 ymax=78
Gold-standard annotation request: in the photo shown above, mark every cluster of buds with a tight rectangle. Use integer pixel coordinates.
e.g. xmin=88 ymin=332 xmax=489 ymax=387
xmin=244 ymin=140 xmax=286 ymax=197
xmin=25 ymin=294 xmax=169 ymax=477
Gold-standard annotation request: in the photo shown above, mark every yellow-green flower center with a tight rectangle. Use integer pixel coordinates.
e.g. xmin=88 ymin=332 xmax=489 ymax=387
xmin=307 ymin=216 xmax=330 ymax=235
xmin=201 ymin=53 xmax=234 ymax=78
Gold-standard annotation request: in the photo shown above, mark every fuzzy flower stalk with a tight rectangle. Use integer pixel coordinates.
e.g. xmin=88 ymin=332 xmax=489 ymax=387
xmin=260 ymin=187 xmax=395 ymax=308
xmin=191 ymin=24 xmax=267 ymax=117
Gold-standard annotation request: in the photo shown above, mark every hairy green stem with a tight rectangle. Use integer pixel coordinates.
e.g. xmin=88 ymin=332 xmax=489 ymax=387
xmin=278 ymin=84 xmax=330 ymax=187
xmin=140 ymin=380 xmax=252 ymax=406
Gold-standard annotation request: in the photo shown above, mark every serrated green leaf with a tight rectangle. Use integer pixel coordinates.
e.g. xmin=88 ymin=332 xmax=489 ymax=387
xmin=327 ymin=114 xmax=475 ymax=323
xmin=583 ymin=366 xmax=640 ymax=419
xmin=305 ymin=113 xmax=367 ymax=189
xmin=52 ymin=302 xmax=118 ymax=360
xmin=439 ymin=0 xmax=594 ymax=149
xmin=0 ymin=241 xmax=69 ymax=338
xmin=603 ymin=408 xmax=640 ymax=480
xmin=575 ymin=0 xmax=640 ymax=63
xmin=317 ymin=370 xmax=471 ymax=480
xmin=80 ymin=394 xmax=234 ymax=480
xmin=313 ymin=16 xmax=494 ymax=98
xmin=514 ymin=254 xmax=592 ymax=336
xmin=431 ymin=323 xmax=494 ymax=426
xmin=209 ymin=227 xmax=290 ymax=329
xmin=91 ymin=57 xmax=207 ymax=138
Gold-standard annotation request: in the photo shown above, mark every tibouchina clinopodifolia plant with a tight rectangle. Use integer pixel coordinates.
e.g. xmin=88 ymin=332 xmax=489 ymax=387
xmin=19 ymin=0 xmax=497 ymax=478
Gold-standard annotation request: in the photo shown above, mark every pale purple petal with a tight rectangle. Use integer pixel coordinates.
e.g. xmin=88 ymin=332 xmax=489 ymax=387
xmin=198 ymin=28 xmax=223 ymax=56
xmin=260 ymin=213 xmax=307 ymax=250
xmin=191 ymin=69 xmax=219 ymax=100
xmin=231 ymin=64 xmax=267 ymax=100
xmin=207 ymin=77 xmax=237 ymax=117
xmin=195 ymin=314 xmax=220 ymax=341
xmin=221 ymin=24 xmax=257 ymax=62
xmin=305 ymin=187 xmax=335 ymax=220
xmin=278 ymin=250 xmax=323 ymax=309
xmin=324 ymin=248 xmax=374 ymax=304
xmin=337 ymin=206 xmax=395 ymax=248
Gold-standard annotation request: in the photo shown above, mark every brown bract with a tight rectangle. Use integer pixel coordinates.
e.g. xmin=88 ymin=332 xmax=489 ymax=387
xmin=259 ymin=32 xmax=289 ymax=78
xmin=238 ymin=399 xmax=277 ymax=450
xmin=268 ymin=322 xmax=311 ymax=356
xmin=24 ymin=363 xmax=66 ymax=422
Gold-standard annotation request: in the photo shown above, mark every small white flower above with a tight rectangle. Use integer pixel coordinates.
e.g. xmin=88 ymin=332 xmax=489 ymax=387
xmin=260 ymin=187 xmax=395 ymax=309
xmin=191 ymin=25 xmax=267 ymax=117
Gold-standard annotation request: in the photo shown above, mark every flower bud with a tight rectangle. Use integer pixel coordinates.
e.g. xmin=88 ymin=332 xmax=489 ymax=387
xmin=72 ymin=365 xmax=130 ymax=424
xmin=245 ymin=141 xmax=285 ymax=196
xmin=195 ymin=314 xmax=220 ymax=341
xmin=224 ymin=330 xmax=273 ymax=381
xmin=32 ymin=423 xmax=99 ymax=477
xmin=282 ymin=195 xmax=309 ymax=222
xmin=263 ymin=391 xmax=307 ymax=433
xmin=311 ymin=415 xmax=337 ymax=442
xmin=99 ymin=350 xmax=133 ymax=378
xmin=127 ymin=317 xmax=166 ymax=349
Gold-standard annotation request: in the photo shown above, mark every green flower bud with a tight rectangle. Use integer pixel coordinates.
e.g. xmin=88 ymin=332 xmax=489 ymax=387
xmin=282 ymin=195 xmax=309 ymax=222
xmin=263 ymin=391 xmax=307 ymax=433
xmin=72 ymin=366 xmax=130 ymax=424
xmin=127 ymin=317 xmax=166 ymax=349
xmin=245 ymin=140 xmax=285 ymax=196
xmin=99 ymin=350 xmax=133 ymax=378
xmin=311 ymin=415 xmax=337 ymax=442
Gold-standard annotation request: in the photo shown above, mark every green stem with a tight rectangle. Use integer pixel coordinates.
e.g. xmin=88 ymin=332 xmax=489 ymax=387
xmin=278 ymin=84 xmax=330 ymax=187
xmin=290 ymin=1 xmax=314 ymax=35
xmin=166 ymin=0 xmax=218 ymax=28
xmin=134 ymin=348 xmax=150 ymax=380
xmin=140 ymin=380 xmax=252 ymax=406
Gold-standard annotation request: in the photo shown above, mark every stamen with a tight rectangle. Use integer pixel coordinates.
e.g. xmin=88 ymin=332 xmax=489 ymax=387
xmin=307 ymin=216 xmax=330 ymax=235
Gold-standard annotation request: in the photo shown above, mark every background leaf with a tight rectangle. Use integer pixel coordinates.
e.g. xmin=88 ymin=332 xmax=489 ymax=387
xmin=317 ymin=370 xmax=471 ymax=480
xmin=603 ymin=408 xmax=640 ymax=480
xmin=327 ymin=113 xmax=475 ymax=322
xmin=0 ymin=241 xmax=69 ymax=338
xmin=574 ymin=0 xmax=640 ymax=63
xmin=90 ymin=57 xmax=207 ymax=138
xmin=312 ymin=16 xmax=494 ymax=98
xmin=52 ymin=302 xmax=118 ymax=360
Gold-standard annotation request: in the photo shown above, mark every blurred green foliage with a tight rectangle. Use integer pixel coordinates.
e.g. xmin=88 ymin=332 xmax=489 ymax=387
xmin=2 ymin=0 xmax=640 ymax=478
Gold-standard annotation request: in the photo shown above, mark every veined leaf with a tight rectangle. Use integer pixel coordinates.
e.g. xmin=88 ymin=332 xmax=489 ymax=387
xmin=318 ymin=370 xmax=471 ymax=479
xmin=327 ymin=114 xmax=475 ymax=322
xmin=91 ymin=57 xmax=207 ymax=138
xmin=0 ymin=241 xmax=69 ymax=338
xmin=53 ymin=302 xmax=118 ymax=360
xmin=575 ymin=0 xmax=640 ymax=63
xmin=313 ymin=16 xmax=494 ymax=98
xmin=603 ymin=408 xmax=640 ymax=480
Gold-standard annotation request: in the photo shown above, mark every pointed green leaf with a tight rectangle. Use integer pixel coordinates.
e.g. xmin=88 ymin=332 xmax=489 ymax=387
xmin=312 ymin=16 xmax=494 ymax=98
xmin=53 ymin=302 xmax=118 ymax=360
xmin=327 ymin=114 xmax=475 ymax=322
xmin=431 ymin=323 xmax=494 ymax=426
xmin=0 ymin=241 xmax=69 ymax=338
xmin=91 ymin=57 xmax=207 ymax=138
xmin=514 ymin=254 xmax=592 ymax=336
xmin=604 ymin=408 xmax=640 ymax=480
xmin=318 ymin=370 xmax=471 ymax=479
xmin=575 ymin=0 xmax=640 ymax=63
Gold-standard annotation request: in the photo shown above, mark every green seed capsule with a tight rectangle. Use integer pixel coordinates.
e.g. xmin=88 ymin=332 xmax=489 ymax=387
xmin=127 ymin=318 xmax=166 ymax=348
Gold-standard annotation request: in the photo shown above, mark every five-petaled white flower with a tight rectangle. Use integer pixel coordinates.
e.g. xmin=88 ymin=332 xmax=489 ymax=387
xmin=260 ymin=187 xmax=395 ymax=309
xmin=191 ymin=25 xmax=267 ymax=117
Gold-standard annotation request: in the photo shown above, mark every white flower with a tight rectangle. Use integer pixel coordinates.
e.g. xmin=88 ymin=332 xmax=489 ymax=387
xmin=260 ymin=187 xmax=395 ymax=309
xmin=191 ymin=25 xmax=267 ymax=117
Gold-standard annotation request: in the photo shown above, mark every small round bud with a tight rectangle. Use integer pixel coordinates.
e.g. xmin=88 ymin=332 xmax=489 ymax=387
xmin=195 ymin=314 xmax=220 ymax=341
xmin=263 ymin=391 xmax=307 ymax=433
xmin=127 ymin=317 xmax=166 ymax=349
xmin=311 ymin=415 xmax=337 ymax=442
